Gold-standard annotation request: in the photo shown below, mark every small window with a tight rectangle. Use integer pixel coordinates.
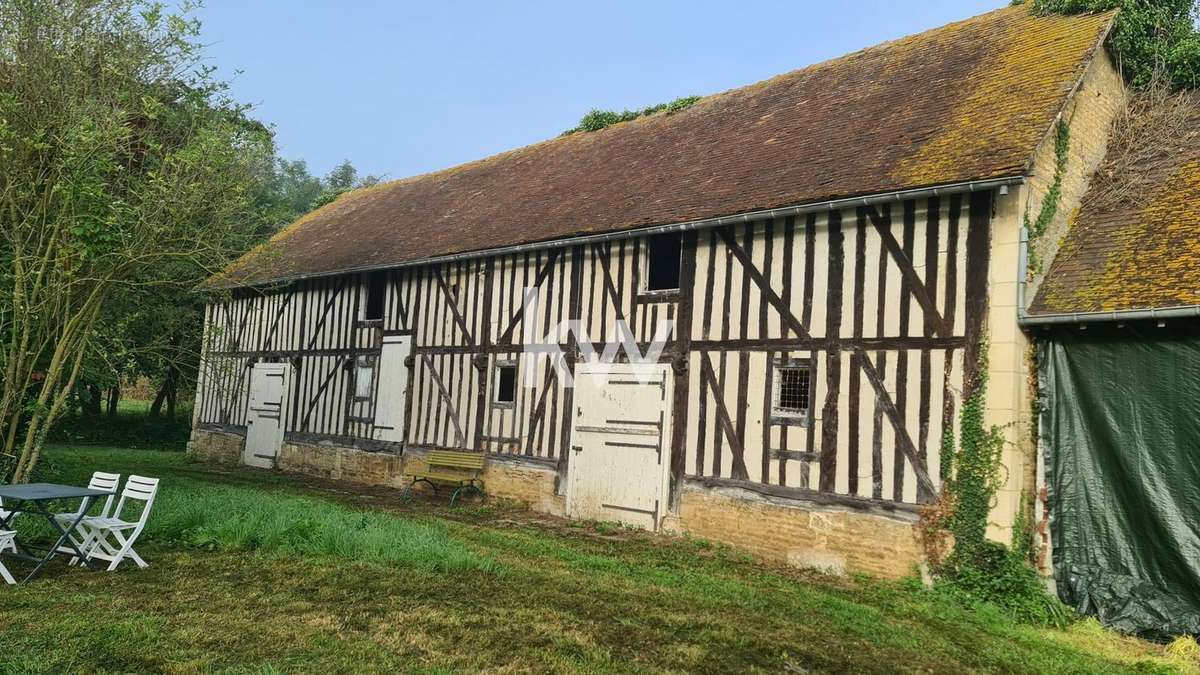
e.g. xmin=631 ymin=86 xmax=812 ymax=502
xmin=494 ymin=363 xmax=517 ymax=406
xmin=364 ymin=271 xmax=386 ymax=321
xmin=354 ymin=357 xmax=375 ymax=400
xmin=772 ymin=360 xmax=812 ymax=424
xmin=645 ymin=232 xmax=682 ymax=292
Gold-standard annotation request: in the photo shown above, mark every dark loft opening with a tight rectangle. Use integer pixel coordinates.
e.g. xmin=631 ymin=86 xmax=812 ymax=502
xmin=495 ymin=364 xmax=517 ymax=404
xmin=646 ymin=232 xmax=682 ymax=292
xmin=365 ymin=271 xmax=386 ymax=321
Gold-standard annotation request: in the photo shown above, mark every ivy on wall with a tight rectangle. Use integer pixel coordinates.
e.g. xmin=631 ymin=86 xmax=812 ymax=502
xmin=921 ymin=344 xmax=1072 ymax=626
xmin=1025 ymin=118 xmax=1072 ymax=274
xmin=940 ymin=419 xmax=957 ymax=482
xmin=946 ymin=357 xmax=1006 ymax=561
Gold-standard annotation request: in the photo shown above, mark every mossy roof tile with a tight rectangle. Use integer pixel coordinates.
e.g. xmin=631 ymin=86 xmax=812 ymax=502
xmin=212 ymin=6 xmax=1115 ymax=288
xmin=1031 ymin=110 xmax=1200 ymax=316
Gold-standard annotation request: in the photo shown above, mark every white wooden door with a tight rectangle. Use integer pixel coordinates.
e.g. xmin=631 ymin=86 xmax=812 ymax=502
xmin=373 ymin=334 xmax=412 ymax=443
xmin=244 ymin=362 xmax=290 ymax=469
xmin=567 ymin=363 xmax=673 ymax=530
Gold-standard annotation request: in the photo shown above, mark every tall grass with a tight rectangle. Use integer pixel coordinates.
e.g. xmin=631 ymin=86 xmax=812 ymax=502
xmin=147 ymin=482 xmax=500 ymax=574
xmin=23 ymin=447 xmax=500 ymax=575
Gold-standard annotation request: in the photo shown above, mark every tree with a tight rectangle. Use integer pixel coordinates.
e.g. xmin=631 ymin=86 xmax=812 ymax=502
xmin=77 ymin=278 xmax=200 ymax=421
xmin=0 ymin=0 xmax=271 ymax=482
xmin=61 ymin=150 xmax=380 ymax=430
xmin=312 ymin=159 xmax=383 ymax=209
xmin=324 ymin=159 xmax=360 ymax=193
xmin=271 ymin=159 xmax=327 ymax=224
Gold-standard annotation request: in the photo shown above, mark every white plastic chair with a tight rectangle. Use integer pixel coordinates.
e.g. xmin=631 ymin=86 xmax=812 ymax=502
xmin=0 ymin=529 xmax=16 ymax=584
xmin=0 ymin=496 xmax=22 ymax=531
xmin=53 ymin=471 xmax=120 ymax=559
xmin=76 ymin=475 xmax=159 ymax=571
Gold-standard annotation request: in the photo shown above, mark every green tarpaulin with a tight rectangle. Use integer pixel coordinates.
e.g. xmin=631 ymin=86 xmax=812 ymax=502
xmin=1040 ymin=322 xmax=1200 ymax=641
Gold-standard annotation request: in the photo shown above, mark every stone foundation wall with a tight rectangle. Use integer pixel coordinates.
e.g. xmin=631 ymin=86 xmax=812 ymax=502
xmin=187 ymin=428 xmax=244 ymax=464
xmin=676 ymin=484 xmax=923 ymax=579
xmin=187 ymin=430 xmax=920 ymax=578
xmin=279 ymin=440 xmax=406 ymax=489
xmin=187 ymin=430 xmax=565 ymax=509
xmin=479 ymin=457 xmax=565 ymax=517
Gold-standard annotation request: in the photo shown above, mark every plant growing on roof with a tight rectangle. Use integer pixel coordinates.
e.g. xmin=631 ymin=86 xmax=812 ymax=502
xmin=562 ymin=96 xmax=702 ymax=135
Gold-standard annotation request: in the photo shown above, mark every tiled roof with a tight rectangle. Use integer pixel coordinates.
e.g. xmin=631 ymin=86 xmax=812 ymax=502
xmin=1030 ymin=101 xmax=1200 ymax=315
xmin=211 ymin=6 xmax=1115 ymax=288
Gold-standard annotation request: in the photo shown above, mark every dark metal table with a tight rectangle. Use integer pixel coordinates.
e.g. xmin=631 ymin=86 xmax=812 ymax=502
xmin=0 ymin=483 xmax=114 ymax=584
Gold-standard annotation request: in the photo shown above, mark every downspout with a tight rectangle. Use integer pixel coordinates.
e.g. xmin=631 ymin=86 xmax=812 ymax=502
xmin=1018 ymin=224 xmax=1031 ymax=323
xmin=1016 ymin=222 xmax=1051 ymax=577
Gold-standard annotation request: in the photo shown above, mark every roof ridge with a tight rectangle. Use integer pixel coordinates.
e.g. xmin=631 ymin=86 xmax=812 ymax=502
xmin=211 ymin=4 xmax=1117 ymax=288
xmin=298 ymin=5 xmax=1037 ymax=208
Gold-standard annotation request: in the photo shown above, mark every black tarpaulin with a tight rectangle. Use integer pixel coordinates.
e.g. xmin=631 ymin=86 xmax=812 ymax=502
xmin=1040 ymin=322 xmax=1200 ymax=641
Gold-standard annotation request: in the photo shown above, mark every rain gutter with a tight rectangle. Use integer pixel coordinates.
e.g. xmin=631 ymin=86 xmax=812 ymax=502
xmin=1018 ymin=225 xmax=1200 ymax=326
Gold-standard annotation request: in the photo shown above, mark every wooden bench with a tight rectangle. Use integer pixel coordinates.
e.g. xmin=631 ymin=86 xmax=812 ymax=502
xmin=402 ymin=450 xmax=486 ymax=505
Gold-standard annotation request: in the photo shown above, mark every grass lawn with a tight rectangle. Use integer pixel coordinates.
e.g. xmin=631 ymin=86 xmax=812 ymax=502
xmin=0 ymin=445 xmax=1193 ymax=674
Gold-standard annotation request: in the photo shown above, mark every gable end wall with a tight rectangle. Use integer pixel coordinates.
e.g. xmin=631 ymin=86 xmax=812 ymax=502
xmin=987 ymin=45 xmax=1125 ymax=549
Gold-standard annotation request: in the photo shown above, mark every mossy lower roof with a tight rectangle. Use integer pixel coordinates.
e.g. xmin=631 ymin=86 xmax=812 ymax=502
xmin=211 ymin=6 xmax=1115 ymax=288
xmin=1031 ymin=107 xmax=1200 ymax=316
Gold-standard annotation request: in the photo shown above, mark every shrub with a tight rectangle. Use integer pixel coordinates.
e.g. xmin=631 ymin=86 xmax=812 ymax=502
xmin=563 ymin=95 xmax=701 ymax=134
xmin=48 ymin=405 xmax=193 ymax=450
xmin=938 ymin=541 xmax=1074 ymax=627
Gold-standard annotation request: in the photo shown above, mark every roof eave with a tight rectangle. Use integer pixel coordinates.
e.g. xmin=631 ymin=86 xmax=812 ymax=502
xmin=205 ymin=174 xmax=1028 ymax=291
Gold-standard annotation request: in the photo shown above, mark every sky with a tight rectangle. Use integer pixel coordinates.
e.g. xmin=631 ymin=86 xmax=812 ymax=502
xmin=191 ymin=1 xmax=1006 ymax=181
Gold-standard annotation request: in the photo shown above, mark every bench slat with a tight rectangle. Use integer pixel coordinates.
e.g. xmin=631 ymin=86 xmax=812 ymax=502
xmin=408 ymin=471 xmax=477 ymax=484
xmin=425 ymin=451 xmax=486 ymax=470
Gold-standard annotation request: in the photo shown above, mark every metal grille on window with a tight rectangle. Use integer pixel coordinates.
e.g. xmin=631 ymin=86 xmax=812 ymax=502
xmin=775 ymin=366 xmax=810 ymax=417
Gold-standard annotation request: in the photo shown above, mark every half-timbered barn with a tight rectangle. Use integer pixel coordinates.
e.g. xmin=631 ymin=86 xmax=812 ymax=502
xmin=191 ymin=6 xmax=1126 ymax=577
